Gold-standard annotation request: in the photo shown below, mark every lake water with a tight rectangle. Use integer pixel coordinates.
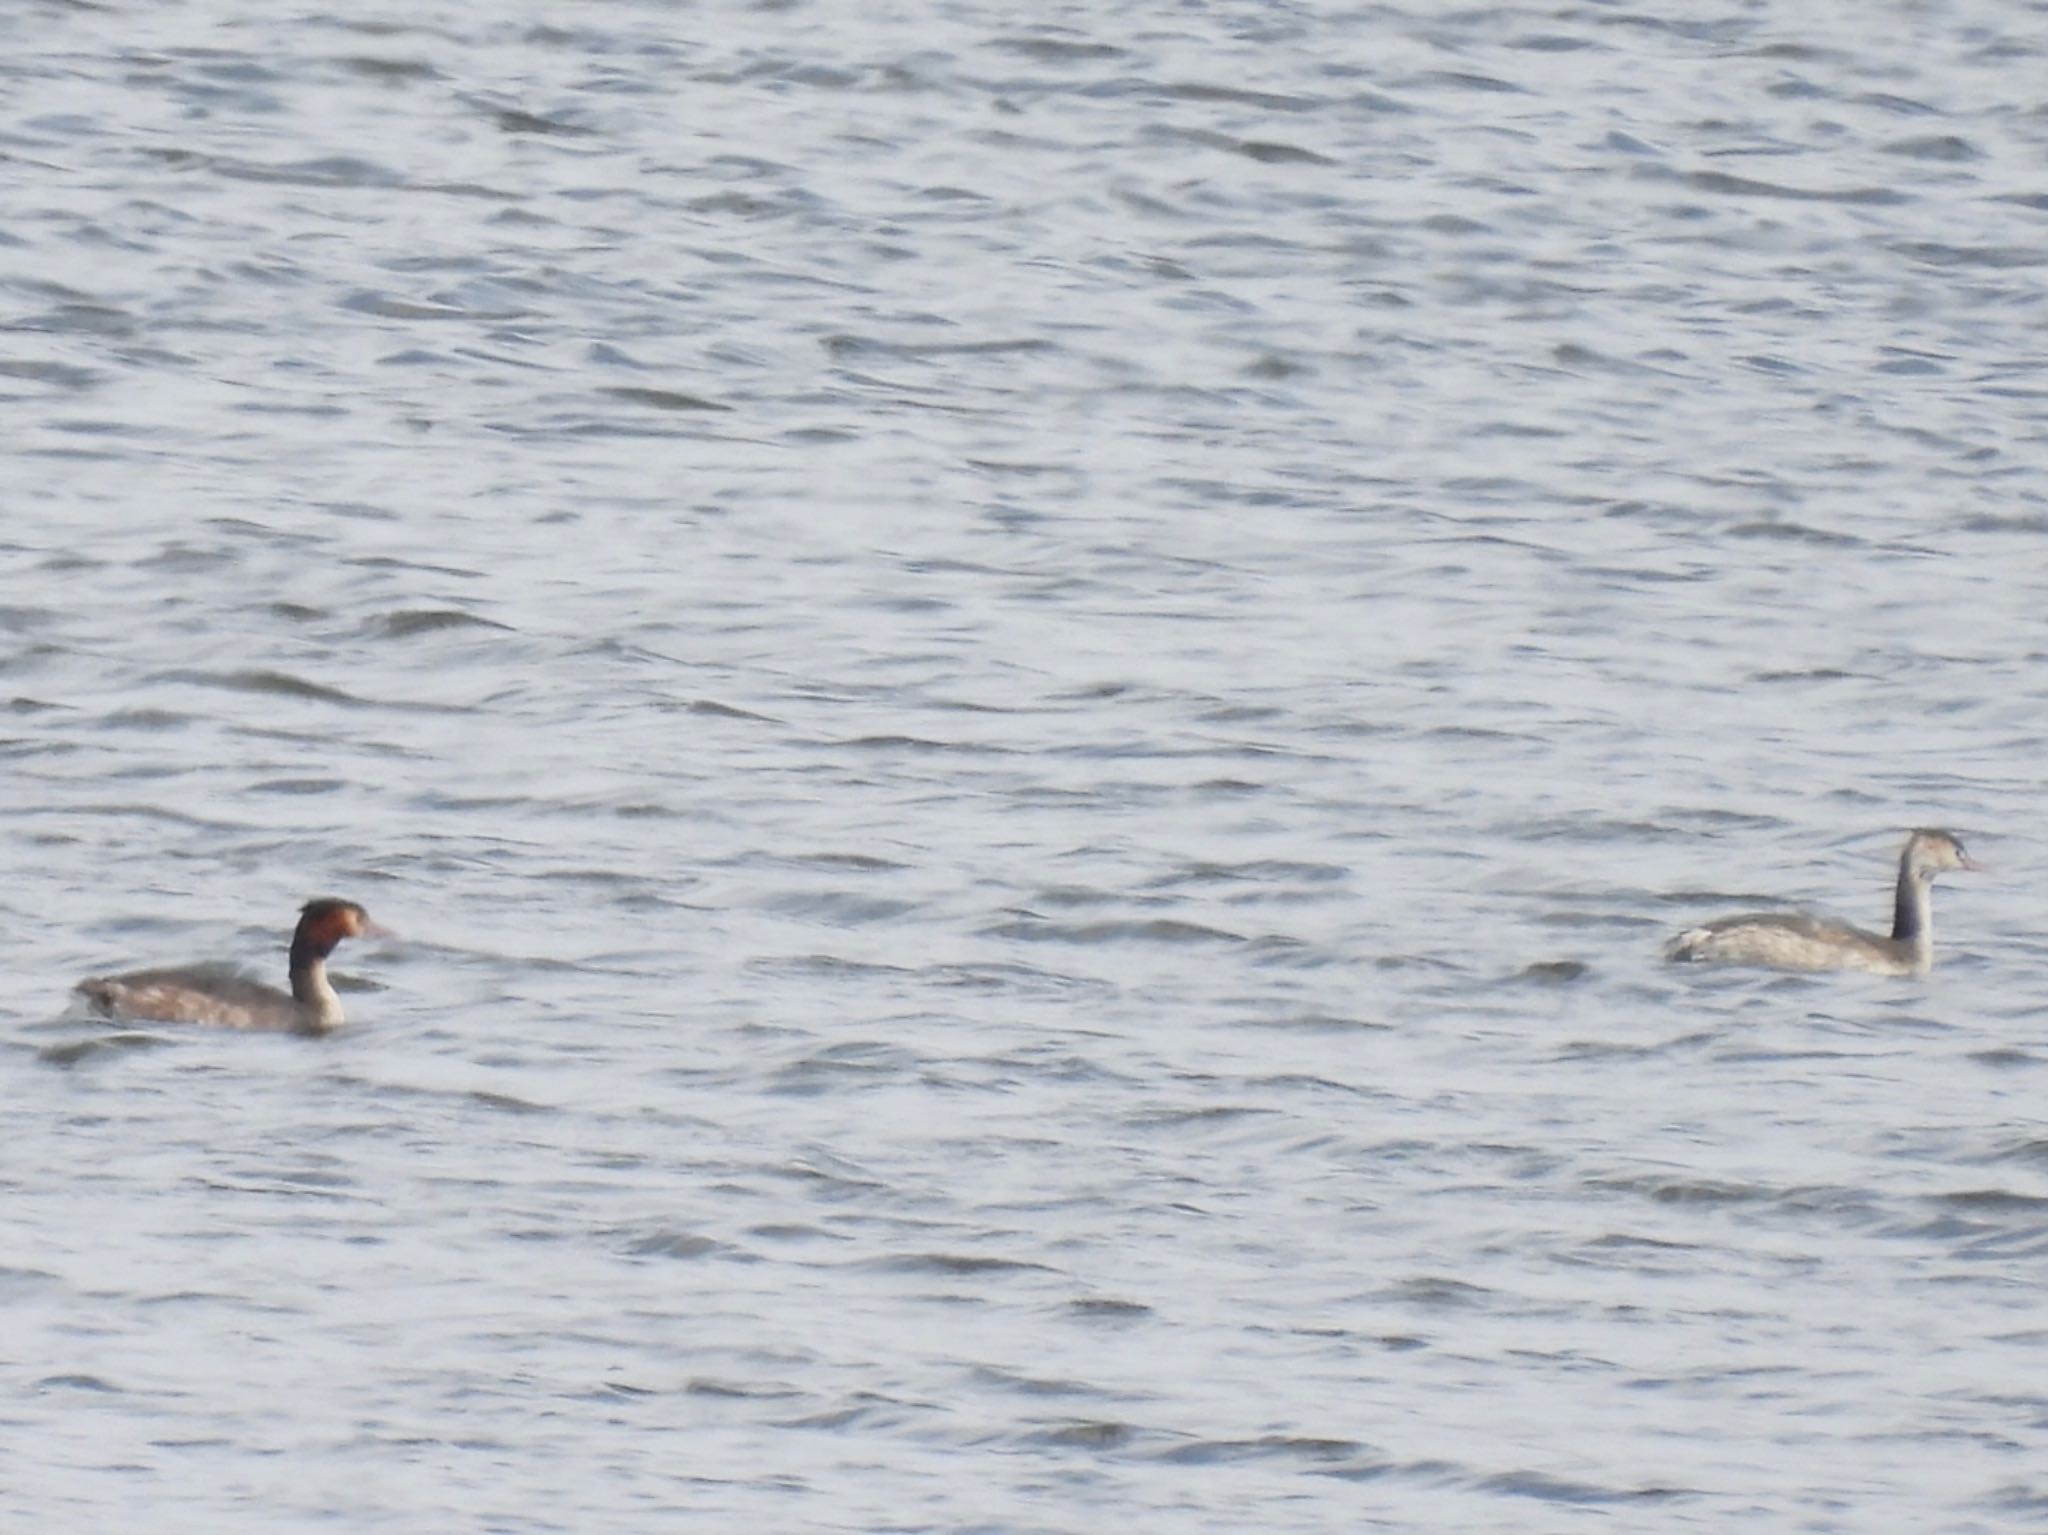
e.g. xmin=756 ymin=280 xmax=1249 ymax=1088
xmin=6 ymin=2 xmax=2048 ymax=1530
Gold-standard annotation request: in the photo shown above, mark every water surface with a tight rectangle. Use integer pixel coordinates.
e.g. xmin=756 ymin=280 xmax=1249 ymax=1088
xmin=5 ymin=2 xmax=2048 ymax=1529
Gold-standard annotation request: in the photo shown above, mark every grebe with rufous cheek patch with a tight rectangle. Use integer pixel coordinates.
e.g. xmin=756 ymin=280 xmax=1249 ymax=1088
xmin=75 ymin=898 xmax=390 ymax=1033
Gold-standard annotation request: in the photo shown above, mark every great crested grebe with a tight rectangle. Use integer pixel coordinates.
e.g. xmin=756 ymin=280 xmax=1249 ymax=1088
xmin=75 ymin=898 xmax=388 ymax=1033
xmin=1665 ymin=829 xmax=1978 ymax=976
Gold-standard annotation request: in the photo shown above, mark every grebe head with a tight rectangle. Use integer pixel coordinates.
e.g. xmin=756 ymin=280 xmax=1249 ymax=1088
xmin=294 ymin=898 xmax=388 ymax=957
xmin=1904 ymin=829 xmax=1979 ymax=880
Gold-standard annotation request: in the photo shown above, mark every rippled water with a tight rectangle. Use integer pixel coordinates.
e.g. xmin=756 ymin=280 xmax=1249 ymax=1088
xmin=7 ymin=2 xmax=2048 ymax=1529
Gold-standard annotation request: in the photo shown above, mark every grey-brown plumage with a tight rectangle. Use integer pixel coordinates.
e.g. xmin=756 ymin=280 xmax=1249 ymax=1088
xmin=76 ymin=898 xmax=386 ymax=1033
xmin=1665 ymin=830 xmax=1978 ymax=977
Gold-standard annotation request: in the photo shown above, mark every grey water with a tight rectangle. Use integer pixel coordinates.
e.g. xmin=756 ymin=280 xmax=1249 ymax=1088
xmin=5 ymin=2 xmax=2048 ymax=1529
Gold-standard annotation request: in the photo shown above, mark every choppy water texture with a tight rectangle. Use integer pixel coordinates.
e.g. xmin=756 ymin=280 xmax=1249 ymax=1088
xmin=6 ymin=2 xmax=2048 ymax=1529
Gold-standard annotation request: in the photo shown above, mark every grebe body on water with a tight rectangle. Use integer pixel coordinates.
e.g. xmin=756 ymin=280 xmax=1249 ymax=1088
xmin=76 ymin=898 xmax=387 ymax=1033
xmin=1665 ymin=830 xmax=1978 ymax=977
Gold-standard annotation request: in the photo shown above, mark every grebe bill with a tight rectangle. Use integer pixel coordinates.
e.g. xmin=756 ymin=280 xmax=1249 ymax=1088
xmin=76 ymin=898 xmax=389 ymax=1033
xmin=1665 ymin=830 xmax=1978 ymax=977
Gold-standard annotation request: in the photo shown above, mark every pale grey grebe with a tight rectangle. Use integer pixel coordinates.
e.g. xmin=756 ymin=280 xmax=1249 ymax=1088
xmin=1665 ymin=830 xmax=1978 ymax=976
xmin=75 ymin=898 xmax=388 ymax=1033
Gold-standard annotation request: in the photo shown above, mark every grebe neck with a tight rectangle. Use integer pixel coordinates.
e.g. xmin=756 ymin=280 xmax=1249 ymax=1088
xmin=1890 ymin=860 xmax=1933 ymax=965
xmin=288 ymin=935 xmax=344 ymax=1030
